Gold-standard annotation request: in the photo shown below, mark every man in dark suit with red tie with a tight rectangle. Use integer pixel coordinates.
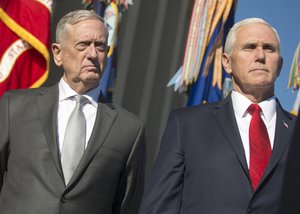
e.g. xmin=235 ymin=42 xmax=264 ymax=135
xmin=138 ymin=18 xmax=296 ymax=214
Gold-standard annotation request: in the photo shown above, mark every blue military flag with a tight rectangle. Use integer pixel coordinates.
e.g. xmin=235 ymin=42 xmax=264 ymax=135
xmin=83 ymin=0 xmax=132 ymax=99
xmin=168 ymin=0 xmax=237 ymax=106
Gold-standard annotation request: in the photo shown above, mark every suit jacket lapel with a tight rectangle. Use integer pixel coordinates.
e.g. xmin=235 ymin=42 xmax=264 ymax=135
xmin=36 ymin=85 xmax=63 ymax=178
xmin=67 ymin=96 xmax=117 ymax=186
xmin=211 ymin=96 xmax=294 ymax=192
xmin=259 ymin=100 xmax=294 ymax=184
xmin=212 ymin=95 xmax=250 ymax=178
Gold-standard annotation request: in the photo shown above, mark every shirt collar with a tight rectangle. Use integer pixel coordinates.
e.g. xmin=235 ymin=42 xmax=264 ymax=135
xmin=58 ymin=78 xmax=101 ymax=107
xmin=231 ymin=90 xmax=276 ymax=122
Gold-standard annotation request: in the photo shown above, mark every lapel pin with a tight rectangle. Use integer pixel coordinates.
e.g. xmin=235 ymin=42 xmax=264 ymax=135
xmin=282 ymin=120 xmax=289 ymax=129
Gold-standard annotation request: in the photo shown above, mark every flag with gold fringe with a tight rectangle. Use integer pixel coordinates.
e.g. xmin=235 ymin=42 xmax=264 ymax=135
xmin=168 ymin=0 xmax=237 ymax=106
xmin=82 ymin=0 xmax=132 ymax=99
xmin=0 ymin=0 xmax=52 ymax=96
xmin=287 ymin=42 xmax=300 ymax=115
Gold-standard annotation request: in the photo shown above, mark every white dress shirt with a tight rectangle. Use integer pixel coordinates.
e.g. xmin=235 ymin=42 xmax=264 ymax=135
xmin=231 ymin=91 xmax=276 ymax=167
xmin=57 ymin=78 xmax=100 ymax=155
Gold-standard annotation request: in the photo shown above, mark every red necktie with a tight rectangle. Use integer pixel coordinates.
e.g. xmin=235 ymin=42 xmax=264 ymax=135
xmin=248 ymin=104 xmax=271 ymax=191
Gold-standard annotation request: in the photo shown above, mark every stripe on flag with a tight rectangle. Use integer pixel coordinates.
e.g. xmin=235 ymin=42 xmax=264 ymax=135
xmin=0 ymin=0 xmax=52 ymax=96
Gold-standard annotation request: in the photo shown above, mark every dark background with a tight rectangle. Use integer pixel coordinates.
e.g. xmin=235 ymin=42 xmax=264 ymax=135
xmin=45 ymin=0 xmax=193 ymax=178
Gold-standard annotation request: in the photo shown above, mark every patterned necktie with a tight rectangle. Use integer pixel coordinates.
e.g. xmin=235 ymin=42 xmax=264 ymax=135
xmin=248 ymin=103 xmax=272 ymax=191
xmin=61 ymin=95 xmax=89 ymax=184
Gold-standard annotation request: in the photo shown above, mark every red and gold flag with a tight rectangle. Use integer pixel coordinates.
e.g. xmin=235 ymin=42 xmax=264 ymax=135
xmin=0 ymin=0 xmax=52 ymax=96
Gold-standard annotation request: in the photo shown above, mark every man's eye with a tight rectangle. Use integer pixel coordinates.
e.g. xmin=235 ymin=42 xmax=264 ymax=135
xmin=76 ymin=43 xmax=88 ymax=50
xmin=264 ymin=45 xmax=276 ymax=52
xmin=244 ymin=45 xmax=256 ymax=50
xmin=96 ymin=44 xmax=107 ymax=52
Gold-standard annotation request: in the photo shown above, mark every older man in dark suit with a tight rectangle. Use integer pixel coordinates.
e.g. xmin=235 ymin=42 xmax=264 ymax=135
xmin=0 ymin=10 xmax=145 ymax=214
xmin=138 ymin=18 xmax=296 ymax=214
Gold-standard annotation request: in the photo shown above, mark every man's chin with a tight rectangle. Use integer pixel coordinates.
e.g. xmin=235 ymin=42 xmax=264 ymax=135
xmin=83 ymin=72 xmax=101 ymax=80
xmin=85 ymin=78 xmax=100 ymax=84
xmin=84 ymin=75 xmax=102 ymax=84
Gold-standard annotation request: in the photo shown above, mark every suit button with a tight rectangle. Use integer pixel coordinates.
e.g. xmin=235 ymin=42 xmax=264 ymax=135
xmin=60 ymin=196 xmax=66 ymax=204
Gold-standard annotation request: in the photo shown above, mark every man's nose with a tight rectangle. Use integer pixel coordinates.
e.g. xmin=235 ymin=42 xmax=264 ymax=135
xmin=255 ymin=47 xmax=266 ymax=62
xmin=87 ymin=44 xmax=98 ymax=59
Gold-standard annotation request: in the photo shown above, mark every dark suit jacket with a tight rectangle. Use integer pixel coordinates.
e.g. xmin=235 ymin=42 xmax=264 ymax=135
xmin=279 ymin=111 xmax=300 ymax=214
xmin=0 ymin=85 xmax=145 ymax=214
xmin=139 ymin=95 xmax=296 ymax=214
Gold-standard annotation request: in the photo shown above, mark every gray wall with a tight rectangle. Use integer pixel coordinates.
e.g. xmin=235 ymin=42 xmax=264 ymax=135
xmin=45 ymin=0 xmax=193 ymax=178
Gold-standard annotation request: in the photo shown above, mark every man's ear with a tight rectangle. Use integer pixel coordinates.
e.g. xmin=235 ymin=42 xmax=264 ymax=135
xmin=51 ymin=43 xmax=62 ymax=66
xmin=277 ymin=56 xmax=283 ymax=76
xmin=222 ymin=52 xmax=232 ymax=75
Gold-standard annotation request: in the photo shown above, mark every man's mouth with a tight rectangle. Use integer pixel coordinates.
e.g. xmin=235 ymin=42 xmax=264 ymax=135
xmin=250 ymin=68 xmax=269 ymax=72
xmin=83 ymin=65 xmax=100 ymax=71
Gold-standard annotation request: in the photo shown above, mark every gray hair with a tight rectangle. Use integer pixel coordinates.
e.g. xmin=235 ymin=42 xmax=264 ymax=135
xmin=55 ymin=10 xmax=108 ymax=44
xmin=224 ymin=18 xmax=281 ymax=54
